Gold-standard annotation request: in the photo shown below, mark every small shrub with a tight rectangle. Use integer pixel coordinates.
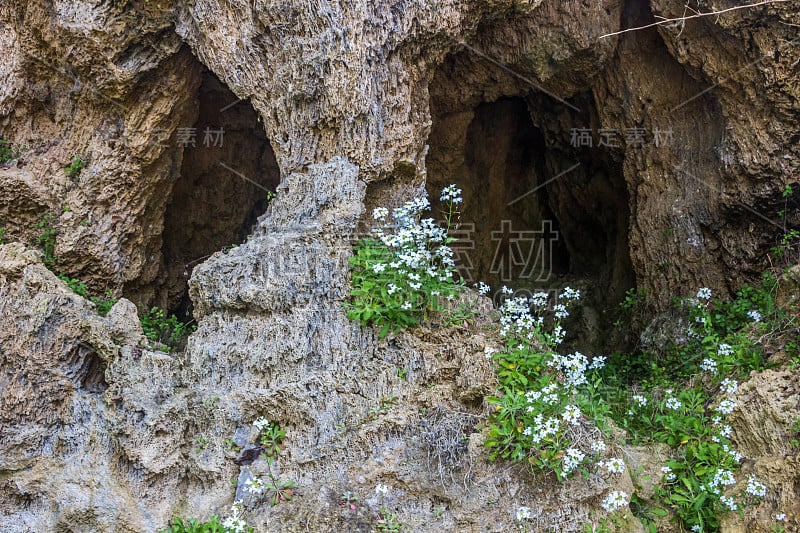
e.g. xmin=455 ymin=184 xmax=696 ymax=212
xmin=484 ymin=287 xmax=613 ymax=480
xmin=57 ymin=274 xmax=117 ymax=316
xmin=347 ymin=185 xmax=464 ymax=337
xmin=65 ymin=155 xmax=88 ymax=180
xmin=0 ymin=138 xmax=22 ymax=163
xmin=139 ymin=307 xmax=195 ymax=352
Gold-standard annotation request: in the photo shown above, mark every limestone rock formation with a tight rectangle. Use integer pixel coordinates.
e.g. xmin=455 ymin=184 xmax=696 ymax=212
xmin=1 ymin=0 xmax=799 ymax=531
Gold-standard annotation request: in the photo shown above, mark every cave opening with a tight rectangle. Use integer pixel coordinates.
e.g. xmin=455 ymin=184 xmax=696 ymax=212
xmin=157 ymin=70 xmax=280 ymax=319
xmin=427 ymin=66 xmax=634 ymax=353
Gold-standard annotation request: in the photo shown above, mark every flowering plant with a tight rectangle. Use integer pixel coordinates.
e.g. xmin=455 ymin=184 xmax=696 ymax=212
xmin=485 ymin=288 xmax=616 ymax=480
xmin=347 ymin=185 xmax=464 ymax=337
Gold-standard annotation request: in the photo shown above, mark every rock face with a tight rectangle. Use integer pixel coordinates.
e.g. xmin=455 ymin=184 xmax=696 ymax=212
xmin=1 ymin=0 xmax=799 ymax=531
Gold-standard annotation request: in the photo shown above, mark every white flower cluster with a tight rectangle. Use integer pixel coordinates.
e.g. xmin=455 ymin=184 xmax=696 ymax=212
xmin=721 ymin=378 xmax=738 ymax=395
xmin=562 ymin=447 xmax=585 ymax=473
xmin=245 ymin=477 xmax=264 ymax=494
xmin=717 ymin=343 xmax=734 ymax=356
xmin=523 ymin=412 xmax=561 ymax=444
xmin=745 ymin=474 xmax=766 ymax=497
xmin=661 ymin=465 xmax=677 ymax=482
xmin=561 ymin=404 xmax=582 ymax=426
xmin=591 ymin=440 xmax=607 ymax=453
xmin=221 ymin=501 xmax=250 ymax=533
xmin=549 ymin=351 xmax=605 ymax=389
xmin=697 ymin=287 xmax=712 ymax=300
xmin=597 ymin=457 xmax=625 ymax=474
xmin=515 ymin=506 xmax=532 ymax=521
xmin=700 ymin=358 xmax=717 ymax=373
xmin=720 ymin=495 xmax=737 ymax=511
xmin=497 ymin=288 xmax=580 ymax=340
xmin=715 ymin=399 xmax=736 ymax=415
xmin=253 ymin=417 xmax=271 ymax=432
xmin=369 ymin=191 xmax=460 ymax=300
xmin=664 ymin=390 xmax=682 ymax=410
xmin=600 ymin=491 xmax=629 ymax=513
xmin=440 ymin=184 xmax=463 ymax=203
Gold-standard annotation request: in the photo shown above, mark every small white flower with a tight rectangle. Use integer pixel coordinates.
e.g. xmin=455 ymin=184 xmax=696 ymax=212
xmin=474 ymin=281 xmax=491 ymax=296
xmin=601 ymin=491 xmax=629 ymax=513
xmin=700 ymin=358 xmax=718 ymax=373
xmin=501 ymin=285 xmax=514 ymax=295
xmin=745 ymin=475 xmax=766 ymax=497
xmin=591 ymin=440 xmax=607 ymax=453
xmin=252 ymin=417 xmax=270 ymax=431
xmin=371 ymin=263 xmax=387 ymax=273
xmin=515 ymin=506 xmax=532 ymax=522
xmin=747 ymin=309 xmax=762 ymax=322
xmin=440 ymin=184 xmax=463 ymax=203
xmin=484 ymin=346 xmax=496 ymax=359
xmin=562 ymin=405 xmax=581 ymax=426
xmin=562 ymin=448 xmax=585 ymax=473
xmin=375 ymin=483 xmax=390 ymax=496
xmin=697 ymin=287 xmax=712 ymax=300
xmin=605 ymin=458 xmax=625 ymax=474
xmin=387 ymin=283 xmax=399 ymax=295
xmin=720 ymin=495 xmax=737 ymax=511
xmin=717 ymin=343 xmax=734 ymax=356
xmin=401 ymin=301 xmax=412 ymax=310
xmin=588 ymin=356 xmax=606 ymax=370
xmin=561 ymin=287 xmax=580 ymax=300
xmin=553 ymin=304 xmax=569 ymax=319
xmin=372 ymin=207 xmax=389 ymax=220
xmin=715 ymin=399 xmax=736 ymax=415
xmin=691 ymin=525 xmax=701 ymax=532
xmin=245 ymin=477 xmax=264 ymax=494
xmin=721 ymin=378 xmax=738 ymax=395
xmin=776 ymin=513 xmax=786 ymax=521
xmin=632 ymin=394 xmax=648 ymax=407
xmin=665 ymin=397 xmax=682 ymax=410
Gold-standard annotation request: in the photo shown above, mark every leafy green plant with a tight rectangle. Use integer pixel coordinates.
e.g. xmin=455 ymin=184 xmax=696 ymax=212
xmin=159 ymin=516 xmax=228 ymax=533
xmin=484 ymin=288 xmax=614 ymax=480
xmin=160 ymin=502 xmax=252 ymax=533
xmin=32 ymin=213 xmax=57 ymax=269
xmin=244 ymin=470 xmax=296 ymax=507
xmin=608 ymin=287 xmax=774 ymax=531
xmin=368 ymin=394 xmax=397 ymax=419
xmin=375 ymin=507 xmax=403 ymax=532
xmin=0 ymin=138 xmax=22 ymax=163
xmin=57 ymin=274 xmax=117 ymax=316
xmin=252 ymin=417 xmax=285 ymax=461
xmin=194 ymin=436 xmax=209 ymax=453
xmin=65 ymin=155 xmax=88 ymax=180
xmin=0 ymin=227 xmax=6 ymax=244
xmin=224 ymin=438 xmax=241 ymax=453
xmin=338 ymin=490 xmax=360 ymax=511
xmin=396 ymin=367 xmax=408 ymax=381
xmin=203 ymin=396 xmax=219 ymax=410
xmin=263 ymin=476 xmax=296 ymax=506
xmin=347 ymin=185 xmax=464 ymax=337
xmin=139 ymin=307 xmax=195 ymax=352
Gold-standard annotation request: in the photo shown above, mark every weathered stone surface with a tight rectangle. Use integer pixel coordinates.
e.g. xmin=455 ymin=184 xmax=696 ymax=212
xmin=1 ymin=0 xmax=799 ymax=531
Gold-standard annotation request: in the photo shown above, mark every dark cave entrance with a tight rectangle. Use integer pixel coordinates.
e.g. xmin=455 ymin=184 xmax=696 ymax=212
xmin=427 ymin=66 xmax=634 ymax=352
xmin=158 ymin=70 xmax=280 ymax=318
